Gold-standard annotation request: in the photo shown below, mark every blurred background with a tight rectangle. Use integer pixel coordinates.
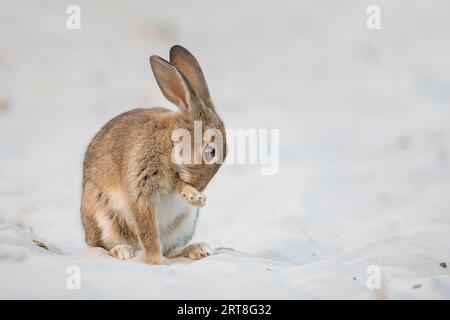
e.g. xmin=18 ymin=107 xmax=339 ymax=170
xmin=0 ymin=0 xmax=449 ymax=298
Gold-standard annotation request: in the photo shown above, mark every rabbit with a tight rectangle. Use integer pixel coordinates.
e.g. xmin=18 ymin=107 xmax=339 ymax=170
xmin=81 ymin=45 xmax=226 ymax=264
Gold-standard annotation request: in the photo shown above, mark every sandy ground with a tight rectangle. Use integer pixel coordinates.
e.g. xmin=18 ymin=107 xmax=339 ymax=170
xmin=0 ymin=0 xmax=450 ymax=299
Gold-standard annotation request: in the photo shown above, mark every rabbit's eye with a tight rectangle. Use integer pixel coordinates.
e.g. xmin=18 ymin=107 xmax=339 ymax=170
xmin=203 ymin=144 xmax=216 ymax=163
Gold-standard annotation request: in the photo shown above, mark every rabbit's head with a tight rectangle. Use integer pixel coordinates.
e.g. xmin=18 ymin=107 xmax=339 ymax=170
xmin=150 ymin=45 xmax=226 ymax=191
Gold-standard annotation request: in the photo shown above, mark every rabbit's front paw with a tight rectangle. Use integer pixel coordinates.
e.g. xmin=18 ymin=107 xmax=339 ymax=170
xmin=182 ymin=242 xmax=212 ymax=260
xmin=180 ymin=185 xmax=206 ymax=207
xmin=109 ymin=244 xmax=135 ymax=260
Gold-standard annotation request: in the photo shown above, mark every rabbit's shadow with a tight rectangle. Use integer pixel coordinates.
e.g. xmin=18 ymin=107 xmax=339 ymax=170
xmin=213 ymin=247 xmax=248 ymax=257
xmin=167 ymin=247 xmax=249 ymax=264
xmin=68 ymin=246 xmax=249 ymax=265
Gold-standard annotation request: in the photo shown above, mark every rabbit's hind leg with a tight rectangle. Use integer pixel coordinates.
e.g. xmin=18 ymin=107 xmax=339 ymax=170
xmin=84 ymin=185 xmax=138 ymax=260
xmin=167 ymin=242 xmax=212 ymax=260
xmin=109 ymin=244 xmax=135 ymax=260
xmin=95 ymin=208 xmax=137 ymax=260
xmin=81 ymin=183 xmax=104 ymax=247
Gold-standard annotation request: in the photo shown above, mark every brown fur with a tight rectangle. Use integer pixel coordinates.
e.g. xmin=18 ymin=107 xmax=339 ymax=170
xmin=81 ymin=46 xmax=226 ymax=264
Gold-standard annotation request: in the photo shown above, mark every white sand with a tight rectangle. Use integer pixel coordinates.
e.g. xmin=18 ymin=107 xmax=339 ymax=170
xmin=0 ymin=0 xmax=449 ymax=299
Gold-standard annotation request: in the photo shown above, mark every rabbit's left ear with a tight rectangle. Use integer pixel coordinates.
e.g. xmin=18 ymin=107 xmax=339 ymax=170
xmin=170 ymin=45 xmax=213 ymax=109
xmin=150 ymin=55 xmax=194 ymax=115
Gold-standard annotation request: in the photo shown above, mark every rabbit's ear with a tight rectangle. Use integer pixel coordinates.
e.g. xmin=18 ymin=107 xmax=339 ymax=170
xmin=170 ymin=45 xmax=213 ymax=109
xmin=150 ymin=55 xmax=194 ymax=114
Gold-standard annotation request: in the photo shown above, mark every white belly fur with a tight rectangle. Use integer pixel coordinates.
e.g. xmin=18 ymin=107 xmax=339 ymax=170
xmin=157 ymin=191 xmax=199 ymax=254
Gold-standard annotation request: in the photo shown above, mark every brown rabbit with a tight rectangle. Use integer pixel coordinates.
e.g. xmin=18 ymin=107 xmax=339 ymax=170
xmin=81 ymin=45 xmax=226 ymax=264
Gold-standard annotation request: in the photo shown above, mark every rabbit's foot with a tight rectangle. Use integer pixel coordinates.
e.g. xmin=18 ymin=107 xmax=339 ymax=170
xmin=145 ymin=253 xmax=169 ymax=265
xmin=109 ymin=244 xmax=135 ymax=260
xmin=180 ymin=184 xmax=206 ymax=207
xmin=169 ymin=242 xmax=212 ymax=260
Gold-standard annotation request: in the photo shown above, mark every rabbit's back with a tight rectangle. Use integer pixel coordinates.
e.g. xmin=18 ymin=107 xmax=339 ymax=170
xmin=80 ymin=107 xmax=178 ymax=249
xmin=83 ymin=107 xmax=173 ymax=184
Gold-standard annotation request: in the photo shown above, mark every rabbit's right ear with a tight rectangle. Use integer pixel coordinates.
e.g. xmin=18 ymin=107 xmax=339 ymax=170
xmin=149 ymin=55 xmax=193 ymax=114
xmin=170 ymin=45 xmax=212 ymax=108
